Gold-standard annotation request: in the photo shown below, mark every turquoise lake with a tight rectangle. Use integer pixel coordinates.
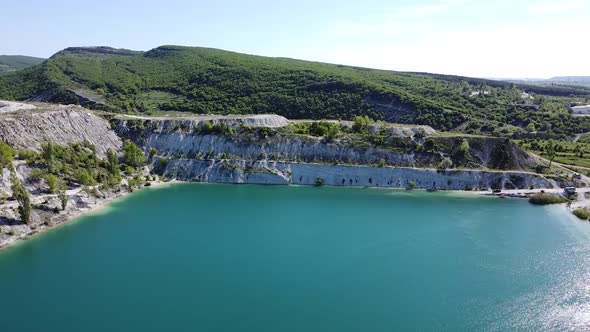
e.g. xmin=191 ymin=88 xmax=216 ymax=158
xmin=1 ymin=184 xmax=590 ymax=331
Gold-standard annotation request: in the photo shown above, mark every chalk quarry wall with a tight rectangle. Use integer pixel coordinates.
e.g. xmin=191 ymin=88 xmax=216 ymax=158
xmin=115 ymin=118 xmax=555 ymax=190
xmin=161 ymin=159 xmax=554 ymax=190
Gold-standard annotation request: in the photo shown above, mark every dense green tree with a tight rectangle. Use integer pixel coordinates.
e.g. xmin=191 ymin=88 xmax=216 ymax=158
xmin=58 ymin=182 xmax=68 ymax=211
xmin=308 ymin=121 xmax=341 ymax=138
xmin=352 ymin=115 xmax=372 ymax=133
xmin=41 ymin=142 xmax=58 ymax=174
xmin=107 ymin=148 xmax=121 ymax=175
xmin=149 ymin=148 xmax=158 ymax=160
xmin=459 ymin=139 xmax=470 ymax=156
xmin=10 ymin=169 xmax=31 ymax=224
xmin=75 ymin=169 xmax=95 ymax=186
xmin=45 ymin=173 xmax=59 ymax=193
xmin=123 ymin=140 xmax=146 ymax=168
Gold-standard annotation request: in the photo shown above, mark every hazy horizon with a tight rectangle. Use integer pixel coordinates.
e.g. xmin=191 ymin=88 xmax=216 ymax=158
xmin=2 ymin=0 xmax=589 ymax=79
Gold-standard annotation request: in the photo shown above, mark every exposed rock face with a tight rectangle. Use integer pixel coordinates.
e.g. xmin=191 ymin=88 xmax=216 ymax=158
xmin=0 ymin=100 xmax=37 ymax=113
xmin=115 ymin=120 xmax=441 ymax=168
xmin=161 ymin=159 xmax=554 ymax=190
xmin=118 ymin=113 xmax=289 ymax=128
xmin=0 ymin=104 xmax=122 ymax=157
xmin=383 ymin=125 xmax=435 ymax=137
xmin=115 ymin=118 xmax=551 ymax=190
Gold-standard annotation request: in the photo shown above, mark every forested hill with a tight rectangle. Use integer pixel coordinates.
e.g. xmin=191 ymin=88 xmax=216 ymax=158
xmin=1 ymin=45 xmax=589 ymax=138
xmin=0 ymin=55 xmax=45 ymax=74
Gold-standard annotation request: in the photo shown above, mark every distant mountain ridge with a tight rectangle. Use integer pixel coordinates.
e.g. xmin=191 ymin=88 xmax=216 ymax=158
xmin=0 ymin=55 xmax=45 ymax=74
xmin=495 ymin=76 xmax=590 ymax=87
xmin=1 ymin=45 xmax=590 ymax=139
xmin=548 ymin=76 xmax=590 ymax=83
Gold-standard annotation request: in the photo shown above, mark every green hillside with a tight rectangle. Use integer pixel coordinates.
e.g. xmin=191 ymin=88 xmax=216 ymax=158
xmin=1 ymin=45 xmax=589 ymax=139
xmin=0 ymin=55 xmax=45 ymax=74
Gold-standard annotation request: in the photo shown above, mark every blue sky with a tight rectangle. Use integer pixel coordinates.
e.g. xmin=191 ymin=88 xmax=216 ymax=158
xmin=2 ymin=0 xmax=589 ymax=78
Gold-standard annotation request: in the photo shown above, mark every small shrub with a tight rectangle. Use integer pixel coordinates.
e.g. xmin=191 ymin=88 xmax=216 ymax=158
xmin=438 ymin=157 xmax=453 ymax=170
xmin=149 ymin=148 xmax=158 ymax=159
xmin=0 ymin=142 xmax=14 ymax=167
xmin=257 ymin=127 xmax=273 ymax=138
xmin=352 ymin=115 xmax=372 ymax=133
xmin=29 ymin=168 xmax=46 ymax=180
xmin=8 ymin=229 xmax=15 ymax=236
xmin=377 ymin=158 xmax=386 ymax=167
xmin=459 ymin=139 xmax=469 ymax=156
xmin=315 ymin=177 xmax=324 ymax=186
xmin=144 ymin=182 xmax=152 ymax=187
xmin=572 ymin=209 xmax=590 ymax=220
xmin=408 ymin=180 xmax=416 ymax=189
xmin=17 ymin=149 xmax=38 ymax=163
xmin=125 ymin=165 xmax=135 ymax=175
xmin=45 ymin=173 xmax=59 ymax=193
xmin=528 ymin=193 xmax=568 ymax=205
xmin=58 ymin=185 xmax=68 ymax=211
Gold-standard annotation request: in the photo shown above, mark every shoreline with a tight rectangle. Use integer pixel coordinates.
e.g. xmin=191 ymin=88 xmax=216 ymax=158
xmin=0 ymin=180 xmax=178 ymax=251
xmin=1 ymin=181 xmax=587 ymax=251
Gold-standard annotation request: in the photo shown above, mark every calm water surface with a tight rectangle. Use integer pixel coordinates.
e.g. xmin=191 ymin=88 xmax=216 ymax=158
xmin=1 ymin=184 xmax=590 ymax=331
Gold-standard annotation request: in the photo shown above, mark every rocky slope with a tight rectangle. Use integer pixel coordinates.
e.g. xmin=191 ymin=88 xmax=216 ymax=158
xmin=0 ymin=102 xmax=122 ymax=157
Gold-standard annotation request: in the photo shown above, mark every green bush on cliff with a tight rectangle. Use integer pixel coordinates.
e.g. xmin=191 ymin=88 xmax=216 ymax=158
xmin=45 ymin=173 xmax=59 ymax=193
xmin=16 ymin=149 xmax=38 ymax=163
xmin=0 ymin=142 xmax=14 ymax=168
xmin=352 ymin=116 xmax=372 ymax=133
xmin=10 ymin=169 xmax=31 ymax=224
xmin=149 ymin=148 xmax=158 ymax=159
xmin=309 ymin=121 xmax=341 ymax=138
xmin=58 ymin=182 xmax=68 ymax=211
xmin=123 ymin=140 xmax=146 ymax=168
